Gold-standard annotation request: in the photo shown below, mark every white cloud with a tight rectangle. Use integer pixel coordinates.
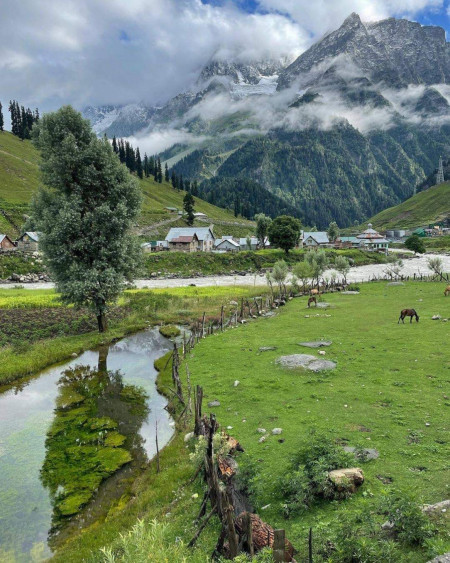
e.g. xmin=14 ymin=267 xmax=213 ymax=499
xmin=0 ymin=0 xmax=445 ymax=116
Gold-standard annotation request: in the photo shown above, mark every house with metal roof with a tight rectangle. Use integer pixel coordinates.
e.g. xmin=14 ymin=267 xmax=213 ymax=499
xmin=0 ymin=234 xmax=16 ymax=251
xmin=239 ymin=237 xmax=259 ymax=251
xmin=141 ymin=240 xmax=169 ymax=253
xmin=167 ymin=233 xmax=200 ymax=253
xmin=16 ymin=232 xmax=40 ymax=252
xmin=302 ymin=231 xmax=330 ymax=248
xmin=215 ymin=238 xmax=240 ymax=252
xmin=334 ymin=236 xmax=360 ymax=249
xmin=165 ymin=226 xmax=215 ymax=252
xmin=356 ymin=224 xmax=389 ymax=253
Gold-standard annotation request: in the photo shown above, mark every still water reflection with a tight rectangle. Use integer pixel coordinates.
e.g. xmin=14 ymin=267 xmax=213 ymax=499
xmin=0 ymin=328 xmax=174 ymax=562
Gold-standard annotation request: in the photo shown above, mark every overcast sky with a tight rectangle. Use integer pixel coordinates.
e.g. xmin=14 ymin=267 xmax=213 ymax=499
xmin=1 ymin=0 xmax=449 ymax=116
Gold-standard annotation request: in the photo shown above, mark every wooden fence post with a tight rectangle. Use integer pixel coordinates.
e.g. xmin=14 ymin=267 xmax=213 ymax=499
xmin=273 ymin=529 xmax=285 ymax=562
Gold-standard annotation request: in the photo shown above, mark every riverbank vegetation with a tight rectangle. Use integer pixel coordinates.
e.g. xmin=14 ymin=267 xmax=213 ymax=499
xmin=144 ymin=248 xmax=389 ymax=277
xmin=49 ymin=280 xmax=450 ymax=562
xmin=0 ymin=286 xmax=268 ymax=386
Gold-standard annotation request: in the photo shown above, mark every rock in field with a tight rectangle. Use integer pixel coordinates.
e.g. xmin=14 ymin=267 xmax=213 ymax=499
xmin=343 ymin=446 xmax=380 ymax=460
xmin=208 ymin=400 xmax=221 ymax=407
xmin=328 ymin=467 xmax=364 ymax=492
xmin=271 ymin=428 xmax=282 ymax=435
xmin=387 ymin=282 xmax=404 ymax=286
xmin=427 ymin=553 xmax=450 ymax=563
xmin=276 ymin=354 xmax=336 ymax=372
xmin=259 ymin=346 xmax=277 ymax=352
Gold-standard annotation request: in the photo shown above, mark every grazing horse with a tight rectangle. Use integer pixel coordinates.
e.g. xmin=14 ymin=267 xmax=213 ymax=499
xmin=398 ymin=309 xmax=419 ymax=324
xmin=308 ymin=296 xmax=317 ymax=308
xmin=444 ymin=285 xmax=450 ymax=297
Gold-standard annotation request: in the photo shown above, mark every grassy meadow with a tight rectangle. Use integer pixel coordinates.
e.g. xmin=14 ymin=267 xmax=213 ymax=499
xmin=50 ymin=280 xmax=450 ymax=563
xmin=180 ymin=281 xmax=449 ymax=561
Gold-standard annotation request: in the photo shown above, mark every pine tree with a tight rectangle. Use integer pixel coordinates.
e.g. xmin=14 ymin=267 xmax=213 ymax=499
xmin=31 ymin=106 xmax=142 ymax=332
xmin=234 ymin=196 xmax=240 ymax=218
xmin=112 ymin=136 xmax=118 ymax=154
xmin=118 ymin=139 xmax=126 ymax=163
xmin=0 ymin=102 xmax=3 ymax=132
xmin=179 ymin=173 xmax=184 ymax=191
xmin=136 ymin=147 xmax=143 ymax=179
xmin=34 ymin=108 xmax=40 ymax=123
xmin=183 ymin=191 xmax=195 ymax=226
xmin=157 ymin=157 xmax=163 ymax=183
xmin=143 ymin=154 xmax=149 ymax=177
xmin=191 ymin=180 xmax=199 ymax=196
xmin=185 ymin=180 xmax=191 ymax=193
xmin=171 ymin=170 xmax=177 ymax=189
xmin=149 ymin=156 xmax=155 ymax=176
xmin=164 ymin=162 xmax=169 ymax=182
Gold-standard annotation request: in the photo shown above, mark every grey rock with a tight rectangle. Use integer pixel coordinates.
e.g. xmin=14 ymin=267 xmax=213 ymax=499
xmin=257 ymin=428 xmax=266 ymax=434
xmin=272 ymin=428 xmax=283 ymax=435
xmin=343 ymin=446 xmax=380 ymax=460
xmin=316 ymin=302 xmax=331 ymax=308
xmin=426 ymin=554 xmax=450 ymax=563
xmin=184 ymin=432 xmax=195 ymax=442
xmin=387 ymin=282 xmax=405 ymax=286
xmin=298 ymin=341 xmax=332 ymax=348
xmin=276 ymin=354 xmax=336 ymax=371
xmin=432 ymin=315 xmax=441 ymax=320
xmin=341 ymin=291 xmax=360 ymax=295
xmin=422 ymin=500 xmax=450 ymax=515
xmin=233 ymin=380 xmax=240 ymax=387
xmin=208 ymin=400 xmax=221 ymax=407
xmin=259 ymin=346 xmax=277 ymax=352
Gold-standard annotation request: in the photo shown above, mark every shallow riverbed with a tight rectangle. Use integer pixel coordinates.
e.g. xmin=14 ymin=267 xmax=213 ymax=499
xmin=0 ymin=328 xmax=174 ymax=562
xmin=1 ymin=253 xmax=449 ymax=291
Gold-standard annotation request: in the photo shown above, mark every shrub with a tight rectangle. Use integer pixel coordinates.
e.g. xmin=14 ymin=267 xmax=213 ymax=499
xmin=279 ymin=434 xmax=356 ymax=517
xmin=381 ymin=489 xmax=437 ymax=545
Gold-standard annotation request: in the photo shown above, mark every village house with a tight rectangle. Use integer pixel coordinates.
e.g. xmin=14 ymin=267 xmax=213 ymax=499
xmin=301 ymin=231 xmax=330 ymax=248
xmin=16 ymin=232 xmax=40 ymax=252
xmin=215 ymin=237 xmax=240 ymax=252
xmin=167 ymin=233 xmax=199 ymax=253
xmin=334 ymin=236 xmax=360 ymax=249
xmin=356 ymin=224 xmax=389 ymax=253
xmin=166 ymin=226 xmax=215 ymax=252
xmin=0 ymin=234 xmax=16 ymax=251
xmin=141 ymin=240 xmax=169 ymax=253
xmin=239 ymin=237 xmax=259 ymax=251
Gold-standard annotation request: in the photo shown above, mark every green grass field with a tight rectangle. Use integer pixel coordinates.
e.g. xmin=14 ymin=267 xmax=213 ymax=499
xmin=179 ymin=281 xmax=449 ymax=560
xmin=0 ymin=130 xmax=254 ymax=238
xmin=367 ymin=182 xmax=450 ymax=230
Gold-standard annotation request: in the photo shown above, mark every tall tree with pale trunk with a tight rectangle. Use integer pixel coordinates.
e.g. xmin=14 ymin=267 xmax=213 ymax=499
xmin=31 ymin=106 xmax=142 ymax=332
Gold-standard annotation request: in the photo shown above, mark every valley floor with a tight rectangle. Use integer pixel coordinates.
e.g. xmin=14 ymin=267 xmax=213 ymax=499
xmin=50 ymin=281 xmax=450 ymax=562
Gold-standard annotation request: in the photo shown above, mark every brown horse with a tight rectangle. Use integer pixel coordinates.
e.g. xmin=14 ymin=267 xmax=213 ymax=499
xmin=398 ymin=309 xmax=419 ymax=324
xmin=444 ymin=285 xmax=450 ymax=297
xmin=308 ymin=296 xmax=317 ymax=308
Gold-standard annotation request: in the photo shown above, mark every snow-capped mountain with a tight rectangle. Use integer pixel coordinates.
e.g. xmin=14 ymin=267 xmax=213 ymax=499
xmin=82 ymin=57 xmax=289 ymax=137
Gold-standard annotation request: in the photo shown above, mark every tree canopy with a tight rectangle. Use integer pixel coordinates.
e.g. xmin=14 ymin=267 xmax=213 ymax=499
xmin=404 ymin=234 xmax=425 ymax=254
xmin=268 ymin=215 xmax=302 ymax=254
xmin=31 ymin=106 xmax=142 ymax=332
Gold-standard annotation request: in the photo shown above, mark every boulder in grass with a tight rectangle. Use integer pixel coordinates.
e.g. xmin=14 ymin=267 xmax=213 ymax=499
xmin=208 ymin=400 xmax=221 ymax=407
xmin=298 ymin=341 xmax=332 ymax=348
xmin=422 ymin=499 xmax=450 ymax=515
xmin=328 ymin=467 xmax=364 ymax=493
xmin=427 ymin=553 xmax=450 ymax=563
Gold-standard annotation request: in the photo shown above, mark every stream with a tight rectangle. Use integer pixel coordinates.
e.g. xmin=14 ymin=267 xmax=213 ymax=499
xmin=0 ymin=328 xmax=175 ymax=562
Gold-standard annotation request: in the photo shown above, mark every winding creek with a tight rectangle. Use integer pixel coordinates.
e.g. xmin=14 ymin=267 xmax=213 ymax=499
xmin=0 ymin=328 xmax=175 ymax=562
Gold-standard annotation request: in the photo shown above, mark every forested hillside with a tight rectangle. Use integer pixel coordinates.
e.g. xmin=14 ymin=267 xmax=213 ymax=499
xmin=172 ymin=123 xmax=450 ymax=228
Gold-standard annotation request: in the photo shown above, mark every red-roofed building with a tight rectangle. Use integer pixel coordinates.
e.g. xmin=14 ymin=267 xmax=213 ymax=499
xmin=168 ymin=233 xmax=199 ymax=252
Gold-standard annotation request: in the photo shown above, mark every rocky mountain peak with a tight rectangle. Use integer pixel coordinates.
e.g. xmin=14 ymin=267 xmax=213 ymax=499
xmin=278 ymin=13 xmax=450 ymax=90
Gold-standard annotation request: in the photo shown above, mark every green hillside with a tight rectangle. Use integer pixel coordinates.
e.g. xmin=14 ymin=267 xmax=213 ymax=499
xmin=0 ymin=131 xmax=254 ymax=239
xmin=367 ymin=181 xmax=450 ymax=230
